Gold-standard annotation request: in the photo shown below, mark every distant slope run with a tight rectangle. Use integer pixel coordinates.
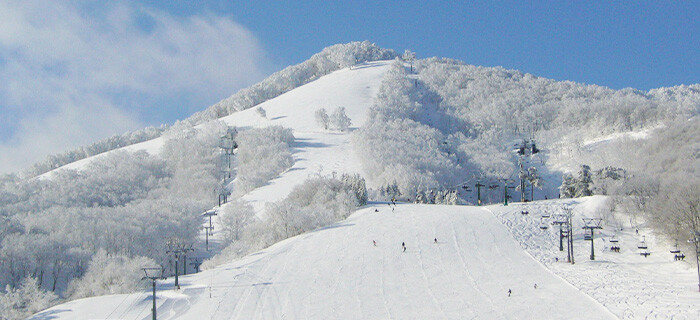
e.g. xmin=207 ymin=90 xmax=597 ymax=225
xmin=32 ymin=204 xmax=616 ymax=320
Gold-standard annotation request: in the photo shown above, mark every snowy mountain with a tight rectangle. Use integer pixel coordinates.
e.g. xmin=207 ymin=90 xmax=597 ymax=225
xmin=1 ymin=42 xmax=698 ymax=319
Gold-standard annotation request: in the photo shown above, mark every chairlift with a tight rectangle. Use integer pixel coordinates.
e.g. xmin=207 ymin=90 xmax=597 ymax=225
xmin=609 ymin=235 xmax=619 ymax=243
xmin=670 ymin=240 xmax=681 ymax=254
xmin=539 ymin=219 xmax=549 ymax=230
xmin=541 ymin=213 xmax=551 ymax=219
xmin=640 ymin=251 xmax=651 ymax=258
xmin=489 ymin=185 xmax=499 ymax=189
xmin=521 ymin=210 xmax=529 ymax=215
xmin=637 ymin=235 xmax=648 ymax=250
xmin=584 ymin=233 xmax=593 ymax=241
xmin=610 ymin=245 xmax=620 ymax=253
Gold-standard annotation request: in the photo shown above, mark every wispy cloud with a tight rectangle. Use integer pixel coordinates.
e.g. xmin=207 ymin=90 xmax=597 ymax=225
xmin=0 ymin=0 xmax=271 ymax=173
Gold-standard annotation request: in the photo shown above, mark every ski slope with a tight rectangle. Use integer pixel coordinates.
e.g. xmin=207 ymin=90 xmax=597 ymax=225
xmin=31 ymin=203 xmax=617 ymax=320
xmin=37 ymin=61 xmax=390 ymax=211
xmin=217 ymin=60 xmax=390 ymax=211
xmin=489 ymin=197 xmax=700 ymax=319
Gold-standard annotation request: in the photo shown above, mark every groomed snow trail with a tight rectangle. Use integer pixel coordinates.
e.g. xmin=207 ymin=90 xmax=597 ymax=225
xmin=33 ymin=204 xmax=616 ymax=320
xmin=488 ymin=197 xmax=700 ymax=320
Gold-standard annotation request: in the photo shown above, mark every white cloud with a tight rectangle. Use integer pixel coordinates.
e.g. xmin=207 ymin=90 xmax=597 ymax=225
xmin=0 ymin=0 xmax=271 ymax=173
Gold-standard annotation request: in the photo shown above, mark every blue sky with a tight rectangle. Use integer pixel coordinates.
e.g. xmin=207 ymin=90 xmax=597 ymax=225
xmin=141 ymin=0 xmax=698 ymax=90
xmin=0 ymin=0 xmax=698 ymax=173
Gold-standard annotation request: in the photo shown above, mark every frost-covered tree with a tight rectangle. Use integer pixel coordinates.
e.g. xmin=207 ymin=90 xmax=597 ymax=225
xmin=330 ymin=107 xmax=352 ymax=131
xmin=527 ymin=167 xmax=543 ymax=200
xmin=234 ymin=126 xmax=295 ymax=196
xmin=0 ymin=277 xmax=58 ymax=320
xmin=219 ymin=201 xmax=255 ymax=245
xmin=560 ymin=173 xmax=576 ymax=198
xmin=574 ymin=165 xmax=594 ymax=197
xmin=315 ymin=108 xmax=330 ymax=130
xmin=402 ymin=49 xmax=416 ymax=72
xmin=65 ymin=250 xmax=155 ymax=299
xmin=256 ymin=107 xmax=267 ymax=118
xmin=340 ymin=173 xmax=368 ymax=206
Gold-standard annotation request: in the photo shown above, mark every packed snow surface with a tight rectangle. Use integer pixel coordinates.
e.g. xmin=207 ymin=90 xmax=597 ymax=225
xmin=32 ymin=203 xmax=617 ymax=319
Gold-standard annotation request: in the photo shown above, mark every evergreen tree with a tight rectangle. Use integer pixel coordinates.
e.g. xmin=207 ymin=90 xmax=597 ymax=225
xmin=574 ymin=165 xmax=594 ymax=197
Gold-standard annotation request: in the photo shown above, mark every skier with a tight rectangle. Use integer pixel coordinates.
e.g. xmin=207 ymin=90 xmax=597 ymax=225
xmin=434 ymin=238 xmax=438 ymax=244
xmin=508 ymin=289 xmax=511 ymax=297
xmin=534 ymin=283 xmax=537 ymax=289
xmin=373 ymin=240 xmax=377 ymax=246
xmin=402 ymin=242 xmax=406 ymax=252
xmin=374 ymin=209 xmax=379 ymax=212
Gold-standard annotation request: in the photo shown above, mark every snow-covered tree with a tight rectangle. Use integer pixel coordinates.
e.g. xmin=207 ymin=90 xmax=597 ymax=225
xmin=560 ymin=173 xmax=576 ymax=198
xmin=527 ymin=167 xmax=543 ymax=200
xmin=256 ymin=107 xmax=267 ymax=118
xmin=234 ymin=126 xmax=295 ymax=196
xmin=330 ymin=107 xmax=352 ymax=131
xmin=315 ymin=108 xmax=330 ymax=130
xmin=65 ymin=250 xmax=155 ymax=299
xmin=219 ymin=201 xmax=255 ymax=245
xmin=574 ymin=165 xmax=594 ymax=197
xmin=0 ymin=277 xmax=58 ymax=320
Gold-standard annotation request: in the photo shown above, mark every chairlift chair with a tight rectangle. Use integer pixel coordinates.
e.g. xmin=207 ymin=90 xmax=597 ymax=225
xmin=584 ymin=234 xmax=593 ymax=241
xmin=637 ymin=235 xmax=648 ymax=250
xmin=521 ymin=210 xmax=529 ymax=215
xmin=670 ymin=240 xmax=681 ymax=254
xmin=609 ymin=235 xmax=619 ymax=243
xmin=541 ymin=213 xmax=551 ymax=219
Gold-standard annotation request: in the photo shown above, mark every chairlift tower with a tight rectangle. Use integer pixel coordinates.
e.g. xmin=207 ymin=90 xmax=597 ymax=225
xmin=551 ymin=213 xmax=569 ymax=249
xmin=475 ymin=182 xmax=485 ymax=206
xmin=204 ymin=226 xmax=214 ymax=251
xmin=513 ymin=139 xmax=541 ymax=202
xmin=503 ymin=180 xmax=515 ymax=206
xmin=688 ymin=233 xmax=700 ymax=292
xmin=218 ymin=127 xmax=237 ymax=206
xmin=166 ymin=239 xmax=193 ymax=289
xmin=562 ymin=206 xmax=575 ymax=264
xmin=582 ymin=218 xmax=603 ymax=260
xmin=142 ymin=267 xmax=165 ymax=320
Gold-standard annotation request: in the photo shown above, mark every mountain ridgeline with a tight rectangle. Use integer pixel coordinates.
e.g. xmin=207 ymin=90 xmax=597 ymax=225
xmin=0 ymin=42 xmax=698 ymax=319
